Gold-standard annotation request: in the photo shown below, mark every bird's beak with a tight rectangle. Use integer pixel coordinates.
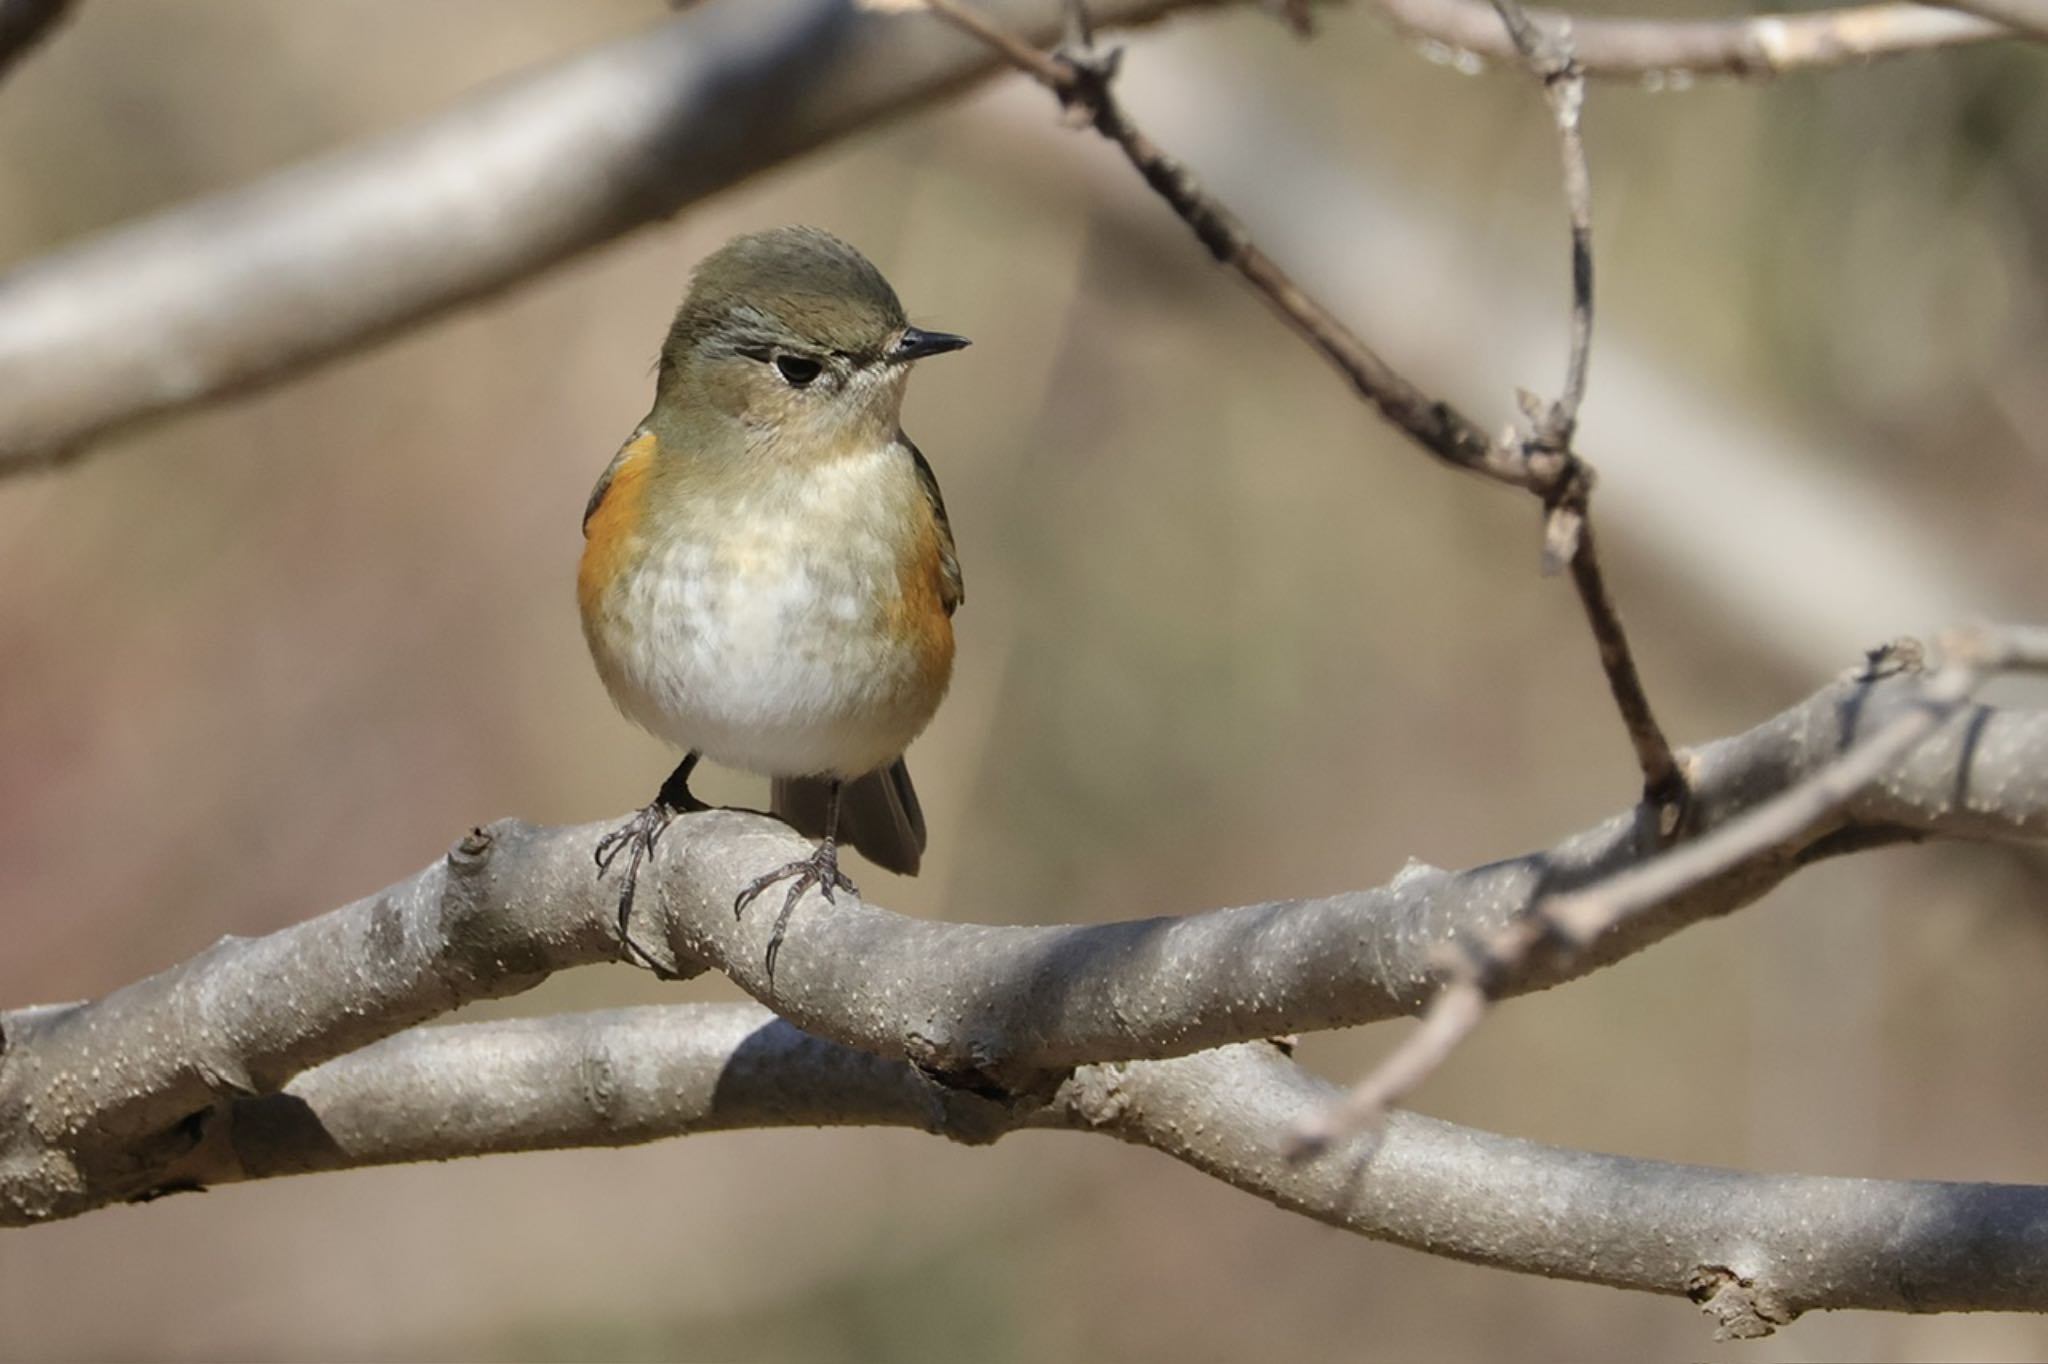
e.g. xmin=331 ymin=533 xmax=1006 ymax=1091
xmin=889 ymin=327 xmax=971 ymax=363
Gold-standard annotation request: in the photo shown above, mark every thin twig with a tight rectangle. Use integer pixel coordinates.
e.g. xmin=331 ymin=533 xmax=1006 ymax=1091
xmin=928 ymin=0 xmax=1697 ymax=1046
xmin=920 ymin=0 xmax=1522 ymax=484
xmin=1487 ymin=0 xmax=1593 ymax=443
xmin=926 ymin=0 xmax=1678 ymax=807
xmin=1284 ymin=971 xmax=1487 ymax=1156
xmin=1564 ymin=512 xmax=1684 ymax=814
xmin=1287 ymin=625 xmax=2048 ymax=1154
xmin=1489 ymin=0 xmax=1683 ymax=813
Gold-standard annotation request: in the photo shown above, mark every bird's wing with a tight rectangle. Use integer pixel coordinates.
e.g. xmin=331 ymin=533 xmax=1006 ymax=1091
xmin=901 ymin=433 xmax=963 ymax=616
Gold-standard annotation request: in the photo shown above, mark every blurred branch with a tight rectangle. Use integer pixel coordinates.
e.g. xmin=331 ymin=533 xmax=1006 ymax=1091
xmin=1371 ymin=0 xmax=2018 ymax=77
xmin=0 ymin=0 xmax=1240 ymax=473
xmin=0 ymin=0 xmax=71 ymax=86
xmin=1934 ymin=0 xmax=2048 ymax=41
xmin=1295 ymin=625 xmax=2048 ymax=1153
xmin=170 ymin=1004 xmax=2048 ymax=1333
xmin=8 ymin=655 xmax=2048 ymax=1227
xmin=1489 ymin=0 xmax=1589 ymax=446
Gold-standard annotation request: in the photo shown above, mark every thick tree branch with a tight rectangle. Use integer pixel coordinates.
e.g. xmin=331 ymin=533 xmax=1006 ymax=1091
xmin=9 ymin=658 xmax=2048 ymax=1225
xmin=1371 ymin=0 xmax=2018 ymax=78
xmin=177 ymin=1004 xmax=2048 ymax=1334
xmin=0 ymin=0 xmax=1238 ymax=473
xmin=1295 ymin=627 xmax=2048 ymax=1152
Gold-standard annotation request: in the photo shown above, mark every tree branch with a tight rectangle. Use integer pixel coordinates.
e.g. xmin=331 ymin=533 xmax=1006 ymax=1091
xmin=9 ymin=657 xmax=2048 ymax=1225
xmin=927 ymin=0 xmax=1685 ymax=829
xmin=1294 ymin=626 xmax=2048 ymax=1152
xmin=1481 ymin=0 xmax=1683 ymax=817
xmin=176 ymin=1003 xmax=2048 ymax=1335
xmin=1370 ymin=0 xmax=2019 ymax=78
xmin=923 ymin=0 xmax=1520 ymax=484
xmin=1931 ymin=0 xmax=2048 ymax=42
xmin=0 ymin=0 xmax=1239 ymax=474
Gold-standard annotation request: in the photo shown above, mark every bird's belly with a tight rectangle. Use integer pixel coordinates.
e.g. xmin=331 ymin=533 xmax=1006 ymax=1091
xmin=587 ymin=533 xmax=951 ymax=778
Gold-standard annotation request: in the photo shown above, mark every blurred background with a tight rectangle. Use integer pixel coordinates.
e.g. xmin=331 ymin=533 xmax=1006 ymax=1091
xmin=3 ymin=1 xmax=2047 ymax=1359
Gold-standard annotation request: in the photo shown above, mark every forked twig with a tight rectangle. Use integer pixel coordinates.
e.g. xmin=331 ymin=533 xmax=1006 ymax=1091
xmin=1488 ymin=0 xmax=1684 ymax=816
xmin=921 ymin=0 xmax=1680 ymax=808
xmin=919 ymin=0 xmax=1697 ymax=1144
xmin=920 ymin=0 xmax=1523 ymax=485
xmin=1286 ymin=625 xmax=2048 ymax=1156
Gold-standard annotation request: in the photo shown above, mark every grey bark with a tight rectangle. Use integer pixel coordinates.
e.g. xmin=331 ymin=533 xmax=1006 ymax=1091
xmin=7 ymin=663 xmax=2048 ymax=1340
xmin=178 ymin=1004 xmax=2048 ymax=1336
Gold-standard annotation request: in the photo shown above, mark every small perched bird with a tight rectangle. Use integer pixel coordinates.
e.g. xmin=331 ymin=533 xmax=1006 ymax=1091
xmin=578 ymin=226 xmax=967 ymax=960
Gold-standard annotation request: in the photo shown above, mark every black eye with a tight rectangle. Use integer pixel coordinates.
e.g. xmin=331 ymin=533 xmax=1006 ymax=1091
xmin=774 ymin=354 xmax=822 ymax=387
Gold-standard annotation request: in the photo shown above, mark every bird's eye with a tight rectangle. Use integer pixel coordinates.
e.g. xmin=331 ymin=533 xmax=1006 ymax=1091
xmin=774 ymin=355 xmax=822 ymax=387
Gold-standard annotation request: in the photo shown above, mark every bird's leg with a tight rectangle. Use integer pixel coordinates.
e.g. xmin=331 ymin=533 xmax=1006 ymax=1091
xmin=596 ymin=752 xmax=707 ymax=971
xmin=736 ymin=777 xmax=858 ymax=934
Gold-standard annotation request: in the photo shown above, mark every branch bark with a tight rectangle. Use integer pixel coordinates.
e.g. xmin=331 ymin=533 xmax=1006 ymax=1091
xmin=1294 ymin=626 xmax=2048 ymax=1151
xmin=6 ymin=4 xmax=2046 ymax=1340
xmin=178 ymin=1003 xmax=2048 ymax=1335
xmin=8 ymin=657 xmax=2048 ymax=1227
xmin=0 ymin=0 xmax=1235 ymax=473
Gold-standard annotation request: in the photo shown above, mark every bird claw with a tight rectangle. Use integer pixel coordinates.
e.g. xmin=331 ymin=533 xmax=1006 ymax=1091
xmin=596 ymin=801 xmax=682 ymax=971
xmin=734 ymin=839 xmax=857 ymax=923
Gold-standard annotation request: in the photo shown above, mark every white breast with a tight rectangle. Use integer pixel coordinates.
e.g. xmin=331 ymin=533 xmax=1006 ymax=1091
xmin=587 ymin=444 xmax=948 ymax=779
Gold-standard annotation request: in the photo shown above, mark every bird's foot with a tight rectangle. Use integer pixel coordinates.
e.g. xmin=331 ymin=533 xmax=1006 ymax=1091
xmin=734 ymin=838 xmax=857 ymax=923
xmin=596 ymin=795 xmax=701 ymax=973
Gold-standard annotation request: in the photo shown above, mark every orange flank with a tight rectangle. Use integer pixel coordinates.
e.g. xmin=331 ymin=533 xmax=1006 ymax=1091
xmin=889 ymin=500 xmax=956 ymax=690
xmin=578 ymin=432 xmax=658 ymax=622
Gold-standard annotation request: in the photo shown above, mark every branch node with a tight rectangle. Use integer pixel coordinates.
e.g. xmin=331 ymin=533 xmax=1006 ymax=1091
xmin=1540 ymin=496 xmax=1584 ymax=575
xmin=450 ymin=826 xmax=495 ymax=867
xmin=1855 ymin=635 xmax=1927 ymax=682
xmin=1051 ymin=31 xmax=1123 ymax=129
xmin=1687 ymin=1264 xmax=1796 ymax=1340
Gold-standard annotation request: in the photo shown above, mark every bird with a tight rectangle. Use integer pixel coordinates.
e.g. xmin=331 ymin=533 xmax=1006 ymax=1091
xmin=577 ymin=226 xmax=967 ymax=965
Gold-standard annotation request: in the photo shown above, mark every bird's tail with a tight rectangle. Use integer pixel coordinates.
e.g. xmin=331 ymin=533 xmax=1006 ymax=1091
xmin=771 ymin=759 xmax=927 ymax=876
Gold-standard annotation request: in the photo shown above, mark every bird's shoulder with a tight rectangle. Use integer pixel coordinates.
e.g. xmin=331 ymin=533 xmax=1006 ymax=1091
xmin=577 ymin=429 xmax=662 ymax=622
xmin=583 ymin=429 xmax=659 ymax=537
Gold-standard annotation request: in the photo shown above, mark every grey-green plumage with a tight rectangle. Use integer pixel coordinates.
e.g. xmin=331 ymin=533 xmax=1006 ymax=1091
xmin=665 ymin=225 xmax=909 ymax=365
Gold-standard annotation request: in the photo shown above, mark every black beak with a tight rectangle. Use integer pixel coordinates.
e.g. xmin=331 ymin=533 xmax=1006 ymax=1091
xmin=889 ymin=327 xmax=971 ymax=363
